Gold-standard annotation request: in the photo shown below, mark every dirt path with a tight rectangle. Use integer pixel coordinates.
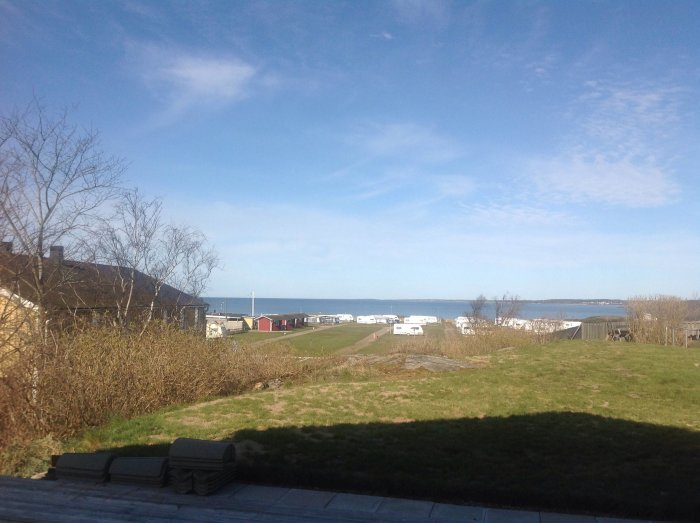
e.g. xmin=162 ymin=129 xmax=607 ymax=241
xmin=250 ymin=324 xmax=337 ymax=347
xmin=442 ymin=322 xmax=460 ymax=340
xmin=336 ymin=326 xmax=391 ymax=355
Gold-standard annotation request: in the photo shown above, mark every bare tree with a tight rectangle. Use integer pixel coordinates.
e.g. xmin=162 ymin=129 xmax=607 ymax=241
xmin=139 ymin=222 xmax=218 ymax=333
xmin=94 ymin=189 xmax=219 ymax=332
xmin=92 ymin=189 xmax=161 ymax=326
xmin=493 ymin=293 xmax=521 ymax=326
xmin=0 ymin=98 xmax=125 ymax=327
xmin=164 ymin=225 xmax=219 ymax=300
xmin=469 ymin=294 xmax=487 ymax=321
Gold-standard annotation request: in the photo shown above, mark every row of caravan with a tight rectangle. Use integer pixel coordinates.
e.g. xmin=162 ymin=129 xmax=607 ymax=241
xmin=357 ymin=315 xmax=439 ymax=325
xmin=357 ymin=314 xmax=439 ymax=335
xmin=307 ymin=313 xmax=355 ymax=324
xmin=357 ymin=315 xmax=400 ymax=324
xmin=305 ymin=313 xmax=440 ymax=326
xmin=454 ymin=316 xmax=582 ymax=335
xmin=403 ymin=315 xmax=439 ymax=325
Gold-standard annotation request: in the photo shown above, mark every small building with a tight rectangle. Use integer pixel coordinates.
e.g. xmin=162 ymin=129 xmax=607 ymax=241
xmin=0 ymin=287 xmax=38 ymax=373
xmin=0 ymin=242 xmax=207 ymax=335
xmin=205 ymin=313 xmax=248 ymax=338
xmin=255 ymin=313 xmax=307 ymax=332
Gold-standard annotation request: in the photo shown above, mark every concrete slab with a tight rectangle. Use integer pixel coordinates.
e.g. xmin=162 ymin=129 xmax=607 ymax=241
xmin=597 ymin=518 xmax=652 ymax=523
xmin=327 ymin=492 xmax=384 ymax=512
xmin=431 ymin=502 xmax=485 ymax=521
xmin=277 ymin=487 xmax=336 ymax=509
xmin=486 ymin=507 xmax=542 ymax=523
xmin=0 ymin=476 xmax=680 ymax=523
xmin=231 ymin=483 xmax=289 ymax=504
xmin=377 ymin=497 xmax=434 ymax=518
xmin=541 ymin=512 xmax=597 ymax=523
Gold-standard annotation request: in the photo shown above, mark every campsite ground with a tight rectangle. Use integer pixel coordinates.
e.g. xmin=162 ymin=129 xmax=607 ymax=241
xmin=59 ymin=324 xmax=700 ymax=521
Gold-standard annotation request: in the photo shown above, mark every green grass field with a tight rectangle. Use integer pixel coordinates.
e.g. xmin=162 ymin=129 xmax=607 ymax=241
xmin=281 ymin=323 xmax=385 ymax=355
xmin=356 ymin=323 xmax=448 ymax=354
xmin=67 ymin=340 xmax=700 ymax=520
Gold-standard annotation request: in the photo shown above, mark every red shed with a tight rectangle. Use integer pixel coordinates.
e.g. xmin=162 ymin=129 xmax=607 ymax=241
xmin=255 ymin=313 xmax=307 ymax=332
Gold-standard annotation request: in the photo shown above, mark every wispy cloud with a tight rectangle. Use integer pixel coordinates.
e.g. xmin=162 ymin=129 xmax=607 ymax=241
xmin=0 ymin=0 xmax=20 ymax=17
xmin=371 ymin=31 xmax=394 ymax=41
xmin=162 ymin=56 xmax=255 ymax=99
xmin=128 ymin=43 xmax=257 ymax=124
xmin=349 ymin=122 xmax=463 ymax=164
xmin=527 ymin=80 xmax=684 ymax=208
xmin=433 ymin=175 xmax=475 ymax=198
xmin=462 ymin=203 xmax=572 ymax=227
xmin=577 ymin=80 xmax=684 ymax=159
xmin=391 ymin=0 xmax=450 ymax=25
xmin=121 ymin=1 xmax=162 ymax=18
xmin=332 ymin=122 xmax=473 ymax=207
xmin=530 ymin=154 xmax=679 ymax=208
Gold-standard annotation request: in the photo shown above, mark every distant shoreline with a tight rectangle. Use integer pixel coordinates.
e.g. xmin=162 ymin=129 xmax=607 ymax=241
xmin=209 ymin=297 xmax=626 ymax=305
xmin=204 ymin=297 xmax=629 ymax=320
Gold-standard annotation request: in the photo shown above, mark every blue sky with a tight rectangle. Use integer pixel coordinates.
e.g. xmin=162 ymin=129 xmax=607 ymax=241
xmin=1 ymin=0 xmax=699 ymax=300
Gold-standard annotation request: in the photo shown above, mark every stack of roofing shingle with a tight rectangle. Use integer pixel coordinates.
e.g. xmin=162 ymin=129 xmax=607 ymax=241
xmin=55 ymin=452 xmax=115 ymax=482
xmin=108 ymin=457 xmax=169 ymax=487
xmin=169 ymin=467 xmax=195 ymax=495
xmin=168 ymin=438 xmax=236 ymax=495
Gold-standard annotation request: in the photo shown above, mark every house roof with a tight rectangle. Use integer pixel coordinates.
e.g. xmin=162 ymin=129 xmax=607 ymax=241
xmin=0 ymin=251 xmax=206 ymax=311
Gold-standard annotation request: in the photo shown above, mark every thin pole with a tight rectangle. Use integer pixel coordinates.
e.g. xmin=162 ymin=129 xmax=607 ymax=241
xmin=251 ymin=290 xmax=255 ymax=317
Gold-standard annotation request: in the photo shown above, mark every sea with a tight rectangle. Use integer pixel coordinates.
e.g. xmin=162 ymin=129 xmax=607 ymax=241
xmin=204 ymin=297 xmax=627 ymax=321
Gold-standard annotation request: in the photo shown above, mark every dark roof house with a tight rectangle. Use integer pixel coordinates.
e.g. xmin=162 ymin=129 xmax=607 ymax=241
xmin=0 ymin=243 xmax=207 ymax=332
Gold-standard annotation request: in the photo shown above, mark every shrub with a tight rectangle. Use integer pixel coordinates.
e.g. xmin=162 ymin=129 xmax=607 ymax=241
xmin=627 ymin=295 xmax=689 ymax=344
xmin=0 ymin=322 xmax=323 ymax=470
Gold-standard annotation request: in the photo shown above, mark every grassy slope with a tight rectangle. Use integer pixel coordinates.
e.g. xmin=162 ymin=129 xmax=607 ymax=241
xmin=358 ymin=323 xmax=445 ymax=354
xmin=69 ymin=340 xmax=700 ymax=520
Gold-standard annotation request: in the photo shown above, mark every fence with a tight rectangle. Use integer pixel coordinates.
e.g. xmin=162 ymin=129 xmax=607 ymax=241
xmin=581 ymin=321 xmax=630 ymax=340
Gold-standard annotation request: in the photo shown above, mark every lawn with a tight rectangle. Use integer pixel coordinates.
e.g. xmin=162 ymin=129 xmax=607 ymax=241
xmin=358 ymin=323 xmax=450 ymax=354
xmin=67 ymin=340 xmax=700 ymax=520
xmin=266 ymin=323 xmax=385 ymax=356
xmin=230 ymin=330 xmax=286 ymax=343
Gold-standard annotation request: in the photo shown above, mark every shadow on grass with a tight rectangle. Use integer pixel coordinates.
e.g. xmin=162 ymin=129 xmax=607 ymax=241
xmin=104 ymin=412 xmax=700 ymax=521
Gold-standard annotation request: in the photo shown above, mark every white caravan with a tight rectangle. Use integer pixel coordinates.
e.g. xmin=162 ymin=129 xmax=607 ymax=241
xmin=335 ymin=314 xmax=354 ymax=323
xmin=374 ymin=314 xmax=400 ymax=324
xmin=455 ymin=316 xmax=472 ymax=328
xmin=356 ymin=315 xmax=377 ymax=324
xmin=393 ymin=323 xmax=424 ymax=336
xmin=403 ymin=315 xmax=439 ymax=325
